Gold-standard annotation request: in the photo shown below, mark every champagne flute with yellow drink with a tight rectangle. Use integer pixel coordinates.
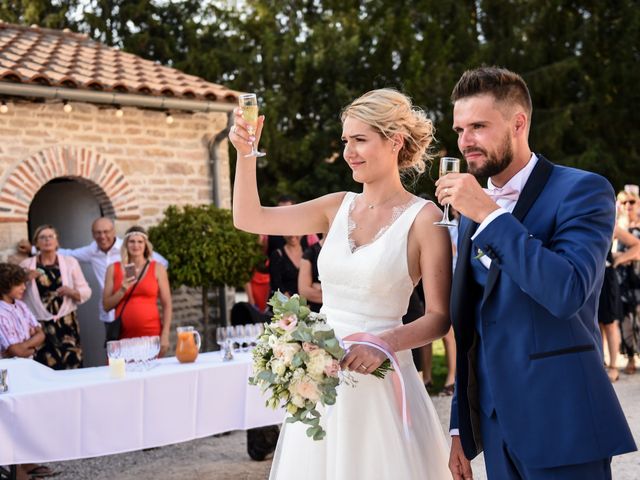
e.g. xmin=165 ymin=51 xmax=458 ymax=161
xmin=434 ymin=157 xmax=461 ymax=227
xmin=239 ymin=93 xmax=266 ymax=158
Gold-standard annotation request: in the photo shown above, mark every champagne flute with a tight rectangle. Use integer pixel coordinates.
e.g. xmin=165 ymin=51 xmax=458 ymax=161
xmin=226 ymin=325 xmax=237 ymax=352
xmin=106 ymin=340 xmax=121 ymax=360
xmin=238 ymin=93 xmax=266 ymax=158
xmin=216 ymin=326 xmax=227 ymax=352
xmin=106 ymin=341 xmax=125 ymax=379
xmin=434 ymin=157 xmax=461 ymax=227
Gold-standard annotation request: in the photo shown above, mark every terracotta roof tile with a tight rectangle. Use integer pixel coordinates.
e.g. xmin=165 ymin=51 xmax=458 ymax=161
xmin=0 ymin=22 xmax=240 ymax=104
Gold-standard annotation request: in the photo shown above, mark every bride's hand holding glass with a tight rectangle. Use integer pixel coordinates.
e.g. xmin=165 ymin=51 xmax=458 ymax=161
xmin=229 ymin=107 xmax=264 ymax=157
xmin=229 ymin=95 xmax=265 ymax=158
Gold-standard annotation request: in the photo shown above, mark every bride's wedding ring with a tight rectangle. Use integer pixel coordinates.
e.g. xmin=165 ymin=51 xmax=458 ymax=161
xmin=359 ymin=364 xmax=367 ymax=371
xmin=232 ymin=125 xmax=237 ymax=134
xmin=445 ymin=187 xmax=450 ymax=194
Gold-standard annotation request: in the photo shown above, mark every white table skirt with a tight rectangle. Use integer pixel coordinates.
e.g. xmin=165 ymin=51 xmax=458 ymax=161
xmin=0 ymin=352 xmax=284 ymax=464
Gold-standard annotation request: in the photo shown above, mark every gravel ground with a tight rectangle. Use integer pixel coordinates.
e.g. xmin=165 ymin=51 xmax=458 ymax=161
xmin=45 ymin=366 xmax=640 ymax=480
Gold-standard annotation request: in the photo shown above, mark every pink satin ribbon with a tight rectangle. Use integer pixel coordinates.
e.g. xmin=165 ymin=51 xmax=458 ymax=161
xmin=343 ymin=332 xmax=410 ymax=438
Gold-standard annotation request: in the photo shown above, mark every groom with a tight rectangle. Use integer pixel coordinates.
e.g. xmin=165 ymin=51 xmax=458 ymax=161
xmin=436 ymin=66 xmax=636 ymax=479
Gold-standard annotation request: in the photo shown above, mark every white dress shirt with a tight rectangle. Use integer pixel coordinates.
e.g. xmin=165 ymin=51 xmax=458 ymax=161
xmin=471 ymin=153 xmax=538 ymax=269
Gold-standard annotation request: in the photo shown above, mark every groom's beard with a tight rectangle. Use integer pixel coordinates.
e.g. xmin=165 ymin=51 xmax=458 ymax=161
xmin=465 ymin=133 xmax=513 ymax=178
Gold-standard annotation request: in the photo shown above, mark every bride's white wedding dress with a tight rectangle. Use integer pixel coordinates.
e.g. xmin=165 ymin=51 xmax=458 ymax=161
xmin=269 ymin=192 xmax=452 ymax=480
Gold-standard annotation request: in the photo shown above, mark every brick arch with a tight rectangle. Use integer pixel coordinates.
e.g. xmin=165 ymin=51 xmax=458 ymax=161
xmin=0 ymin=146 xmax=140 ymax=222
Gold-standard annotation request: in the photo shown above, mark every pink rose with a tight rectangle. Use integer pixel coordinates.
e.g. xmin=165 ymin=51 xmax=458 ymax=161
xmin=272 ymin=342 xmax=301 ymax=365
xmin=302 ymin=342 xmax=319 ymax=353
xmin=293 ymin=379 xmax=321 ymax=402
xmin=324 ymin=359 xmax=340 ymax=378
xmin=278 ymin=313 xmax=298 ymax=331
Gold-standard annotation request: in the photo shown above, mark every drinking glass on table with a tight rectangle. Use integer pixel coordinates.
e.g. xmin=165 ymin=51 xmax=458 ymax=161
xmin=120 ymin=338 xmax=135 ymax=370
xmin=106 ymin=341 xmax=125 ymax=379
xmin=237 ymin=324 xmax=249 ymax=352
xmin=141 ymin=336 xmax=158 ymax=370
xmin=129 ymin=338 xmax=142 ymax=371
xmin=149 ymin=336 xmax=160 ymax=366
xmin=249 ymin=323 xmax=261 ymax=349
xmin=434 ymin=157 xmax=461 ymax=227
xmin=216 ymin=326 xmax=227 ymax=351
xmin=106 ymin=340 xmax=120 ymax=359
xmin=226 ymin=325 xmax=238 ymax=351
xmin=238 ymin=93 xmax=266 ymax=158
xmin=245 ymin=323 xmax=256 ymax=349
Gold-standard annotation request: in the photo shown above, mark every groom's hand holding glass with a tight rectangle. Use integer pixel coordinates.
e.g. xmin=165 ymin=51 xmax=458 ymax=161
xmin=435 ymin=173 xmax=499 ymax=224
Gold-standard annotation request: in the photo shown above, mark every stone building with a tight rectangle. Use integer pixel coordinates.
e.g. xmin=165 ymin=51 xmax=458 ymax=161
xmin=0 ymin=22 xmax=238 ymax=365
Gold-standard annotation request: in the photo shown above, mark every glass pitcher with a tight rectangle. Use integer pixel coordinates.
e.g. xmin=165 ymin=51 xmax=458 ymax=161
xmin=176 ymin=326 xmax=201 ymax=363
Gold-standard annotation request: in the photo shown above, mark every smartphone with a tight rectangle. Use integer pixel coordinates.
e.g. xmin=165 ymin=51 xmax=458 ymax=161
xmin=124 ymin=263 xmax=136 ymax=279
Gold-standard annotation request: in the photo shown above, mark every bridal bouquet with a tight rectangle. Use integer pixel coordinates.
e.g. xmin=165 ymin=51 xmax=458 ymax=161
xmin=249 ymin=291 xmax=391 ymax=440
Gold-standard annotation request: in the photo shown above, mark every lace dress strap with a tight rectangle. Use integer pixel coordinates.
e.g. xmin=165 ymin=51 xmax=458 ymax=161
xmin=347 ymin=194 xmax=422 ymax=253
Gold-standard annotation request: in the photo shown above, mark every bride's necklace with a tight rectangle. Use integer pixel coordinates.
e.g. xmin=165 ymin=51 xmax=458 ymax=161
xmin=361 ymin=190 xmax=405 ymax=210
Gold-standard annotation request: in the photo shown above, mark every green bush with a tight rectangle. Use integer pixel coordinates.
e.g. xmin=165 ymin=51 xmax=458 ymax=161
xmin=149 ymin=204 xmax=264 ymax=348
xmin=149 ymin=204 xmax=264 ymax=290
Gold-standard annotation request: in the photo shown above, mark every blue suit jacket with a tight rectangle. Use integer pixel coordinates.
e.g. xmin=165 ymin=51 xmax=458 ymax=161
xmin=449 ymin=155 xmax=636 ymax=468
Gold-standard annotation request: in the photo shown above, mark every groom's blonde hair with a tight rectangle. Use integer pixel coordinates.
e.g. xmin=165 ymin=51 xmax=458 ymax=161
xmin=341 ymin=88 xmax=435 ymax=175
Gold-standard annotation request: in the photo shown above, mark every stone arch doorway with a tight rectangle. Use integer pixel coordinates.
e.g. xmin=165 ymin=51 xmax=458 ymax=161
xmin=28 ymin=177 xmax=113 ymax=367
xmin=29 ymin=177 xmax=109 ymax=243
xmin=0 ymin=145 xmax=140 ymax=223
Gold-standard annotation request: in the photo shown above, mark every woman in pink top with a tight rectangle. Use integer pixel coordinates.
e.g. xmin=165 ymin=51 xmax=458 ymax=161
xmin=20 ymin=225 xmax=91 ymax=370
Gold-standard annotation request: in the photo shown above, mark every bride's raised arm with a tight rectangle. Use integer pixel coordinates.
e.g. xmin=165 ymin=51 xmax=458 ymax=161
xmin=229 ymin=107 xmax=343 ymax=236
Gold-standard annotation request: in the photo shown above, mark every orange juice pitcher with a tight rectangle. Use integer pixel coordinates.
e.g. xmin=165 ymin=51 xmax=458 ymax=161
xmin=176 ymin=326 xmax=201 ymax=363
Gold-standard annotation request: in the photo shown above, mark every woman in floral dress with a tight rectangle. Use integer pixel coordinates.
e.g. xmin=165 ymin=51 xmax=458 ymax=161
xmin=21 ymin=225 xmax=91 ymax=369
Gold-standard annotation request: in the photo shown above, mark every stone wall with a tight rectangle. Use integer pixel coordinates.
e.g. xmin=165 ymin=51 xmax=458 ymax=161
xmin=0 ymin=99 xmax=231 ymax=252
xmin=0 ymin=101 xmax=231 ymax=218
xmin=0 ymin=99 xmax=235 ymax=348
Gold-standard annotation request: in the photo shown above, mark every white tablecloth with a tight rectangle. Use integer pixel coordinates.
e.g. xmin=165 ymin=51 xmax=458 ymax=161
xmin=0 ymin=352 xmax=284 ymax=464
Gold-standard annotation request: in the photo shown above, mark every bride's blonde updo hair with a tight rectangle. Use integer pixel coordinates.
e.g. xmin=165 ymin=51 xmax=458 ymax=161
xmin=340 ymin=88 xmax=435 ymax=174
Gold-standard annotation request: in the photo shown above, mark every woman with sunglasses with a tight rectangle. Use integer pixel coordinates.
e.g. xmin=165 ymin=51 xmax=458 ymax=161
xmin=616 ymin=190 xmax=640 ymax=374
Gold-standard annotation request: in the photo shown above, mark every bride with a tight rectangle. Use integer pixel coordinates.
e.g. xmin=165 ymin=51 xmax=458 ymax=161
xmin=230 ymin=89 xmax=453 ymax=479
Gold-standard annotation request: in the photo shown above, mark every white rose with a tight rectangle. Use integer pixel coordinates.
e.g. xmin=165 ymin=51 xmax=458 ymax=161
xmin=306 ymin=349 xmax=332 ymax=379
xmin=293 ymin=368 xmax=306 ymax=382
xmin=267 ymin=335 xmax=278 ymax=348
xmin=271 ymin=359 xmax=287 ymax=376
xmin=291 ymin=394 xmax=306 ymax=408
xmin=273 ymin=342 xmax=301 ymax=365
xmin=312 ymin=321 xmax=331 ymax=332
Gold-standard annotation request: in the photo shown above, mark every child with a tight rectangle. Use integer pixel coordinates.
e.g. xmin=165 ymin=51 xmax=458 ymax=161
xmin=0 ymin=263 xmax=50 ymax=480
xmin=0 ymin=263 xmax=44 ymax=358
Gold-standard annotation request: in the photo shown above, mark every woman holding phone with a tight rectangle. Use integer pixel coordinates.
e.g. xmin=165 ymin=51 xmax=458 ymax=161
xmin=103 ymin=226 xmax=172 ymax=356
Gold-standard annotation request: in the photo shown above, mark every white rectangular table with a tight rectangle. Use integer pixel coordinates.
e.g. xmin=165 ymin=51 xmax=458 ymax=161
xmin=0 ymin=352 xmax=284 ymax=465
